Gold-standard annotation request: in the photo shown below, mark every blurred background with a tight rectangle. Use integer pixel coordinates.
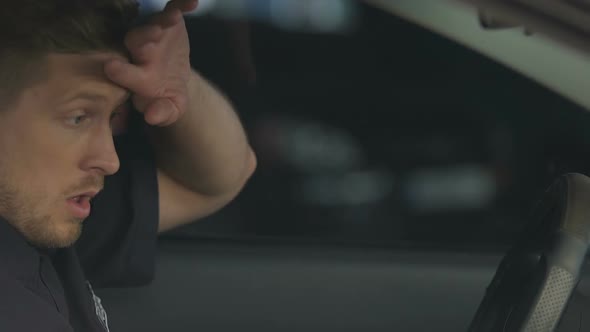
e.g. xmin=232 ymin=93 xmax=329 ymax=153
xmin=139 ymin=0 xmax=590 ymax=251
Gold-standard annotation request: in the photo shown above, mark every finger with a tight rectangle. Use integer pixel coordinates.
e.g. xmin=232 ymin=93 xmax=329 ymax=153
xmin=104 ymin=59 xmax=149 ymax=94
xmin=125 ymin=25 xmax=163 ymax=52
xmin=133 ymin=42 xmax=158 ymax=64
xmin=153 ymin=7 xmax=183 ymax=28
xmin=144 ymin=99 xmax=178 ymax=126
xmin=165 ymin=0 xmax=199 ymax=13
xmin=154 ymin=0 xmax=197 ymax=28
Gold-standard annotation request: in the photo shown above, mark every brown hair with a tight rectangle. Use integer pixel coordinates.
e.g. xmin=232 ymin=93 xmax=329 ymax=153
xmin=0 ymin=0 xmax=140 ymax=105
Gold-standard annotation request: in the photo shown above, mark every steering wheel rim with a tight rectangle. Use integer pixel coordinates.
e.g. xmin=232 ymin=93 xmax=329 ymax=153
xmin=468 ymin=173 xmax=590 ymax=332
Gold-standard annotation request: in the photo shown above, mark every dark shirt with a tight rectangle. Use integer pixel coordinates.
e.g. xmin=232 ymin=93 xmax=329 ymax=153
xmin=0 ymin=119 xmax=159 ymax=332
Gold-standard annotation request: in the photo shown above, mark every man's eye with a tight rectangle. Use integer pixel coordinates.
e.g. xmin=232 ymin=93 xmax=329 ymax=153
xmin=110 ymin=112 xmax=121 ymax=122
xmin=66 ymin=114 xmax=88 ymax=126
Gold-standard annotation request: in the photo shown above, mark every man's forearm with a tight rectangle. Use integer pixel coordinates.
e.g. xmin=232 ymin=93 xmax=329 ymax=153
xmin=149 ymin=70 xmax=256 ymax=196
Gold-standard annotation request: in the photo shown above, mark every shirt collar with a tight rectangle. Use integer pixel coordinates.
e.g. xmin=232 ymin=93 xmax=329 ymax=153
xmin=0 ymin=217 xmax=41 ymax=280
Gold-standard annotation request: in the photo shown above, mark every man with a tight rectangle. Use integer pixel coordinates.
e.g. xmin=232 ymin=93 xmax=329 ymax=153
xmin=0 ymin=0 xmax=256 ymax=331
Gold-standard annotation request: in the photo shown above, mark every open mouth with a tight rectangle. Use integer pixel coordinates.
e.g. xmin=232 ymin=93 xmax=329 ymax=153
xmin=67 ymin=194 xmax=95 ymax=219
xmin=69 ymin=194 xmax=93 ymax=204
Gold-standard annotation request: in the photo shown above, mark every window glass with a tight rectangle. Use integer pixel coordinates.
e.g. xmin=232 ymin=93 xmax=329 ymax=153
xmin=159 ymin=1 xmax=590 ymax=250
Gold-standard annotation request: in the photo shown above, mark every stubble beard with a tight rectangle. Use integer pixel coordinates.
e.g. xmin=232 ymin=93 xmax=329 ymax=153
xmin=0 ymin=180 xmax=83 ymax=249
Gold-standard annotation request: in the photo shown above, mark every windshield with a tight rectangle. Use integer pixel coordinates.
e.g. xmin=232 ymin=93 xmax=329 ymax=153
xmin=155 ymin=0 xmax=590 ymax=251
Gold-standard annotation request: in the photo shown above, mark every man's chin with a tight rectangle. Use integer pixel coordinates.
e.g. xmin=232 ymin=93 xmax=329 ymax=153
xmin=52 ymin=223 xmax=83 ymax=248
xmin=30 ymin=221 xmax=83 ymax=249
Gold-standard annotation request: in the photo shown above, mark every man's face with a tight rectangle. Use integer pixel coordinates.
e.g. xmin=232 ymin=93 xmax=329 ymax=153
xmin=0 ymin=52 xmax=129 ymax=248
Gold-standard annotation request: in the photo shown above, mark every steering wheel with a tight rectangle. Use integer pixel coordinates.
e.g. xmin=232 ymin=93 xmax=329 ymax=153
xmin=468 ymin=173 xmax=590 ymax=332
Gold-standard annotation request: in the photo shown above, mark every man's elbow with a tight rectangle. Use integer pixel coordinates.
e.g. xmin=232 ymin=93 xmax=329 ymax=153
xmin=244 ymin=147 xmax=257 ymax=181
xmin=220 ymin=146 xmax=257 ymax=199
xmin=212 ymin=147 xmax=256 ymax=210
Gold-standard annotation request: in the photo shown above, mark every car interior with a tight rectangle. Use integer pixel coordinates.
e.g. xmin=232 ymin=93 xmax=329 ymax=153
xmin=96 ymin=1 xmax=590 ymax=331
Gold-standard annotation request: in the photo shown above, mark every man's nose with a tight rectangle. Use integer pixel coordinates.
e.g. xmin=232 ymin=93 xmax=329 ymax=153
xmin=81 ymin=127 xmax=121 ymax=176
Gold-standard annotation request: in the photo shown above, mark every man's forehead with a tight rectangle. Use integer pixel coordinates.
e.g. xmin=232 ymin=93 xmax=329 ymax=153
xmin=37 ymin=52 xmax=130 ymax=105
xmin=45 ymin=52 xmax=127 ymax=79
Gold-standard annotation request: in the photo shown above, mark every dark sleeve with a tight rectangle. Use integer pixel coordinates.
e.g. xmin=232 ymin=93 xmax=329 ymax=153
xmin=75 ymin=113 xmax=159 ymax=288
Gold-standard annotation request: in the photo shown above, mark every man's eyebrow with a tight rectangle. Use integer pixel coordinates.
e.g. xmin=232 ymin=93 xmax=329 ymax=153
xmin=60 ymin=91 xmax=130 ymax=107
xmin=115 ymin=92 xmax=131 ymax=107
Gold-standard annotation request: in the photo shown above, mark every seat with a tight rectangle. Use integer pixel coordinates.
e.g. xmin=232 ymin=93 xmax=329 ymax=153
xmin=468 ymin=173 xmax=590 ymax=332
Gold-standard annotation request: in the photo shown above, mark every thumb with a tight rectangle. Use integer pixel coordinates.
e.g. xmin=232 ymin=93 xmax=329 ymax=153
xmin=165 ymin=0 xmax=199 ymax=13
xmin=144 ymin=98 xmax=178 ymax=126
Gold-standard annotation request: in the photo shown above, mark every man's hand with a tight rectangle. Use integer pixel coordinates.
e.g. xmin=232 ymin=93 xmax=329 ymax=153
xmin=102 ymin=0 xmax=255 ymax=232
xmin=104 ymin=0 xmax=198 ymax=127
